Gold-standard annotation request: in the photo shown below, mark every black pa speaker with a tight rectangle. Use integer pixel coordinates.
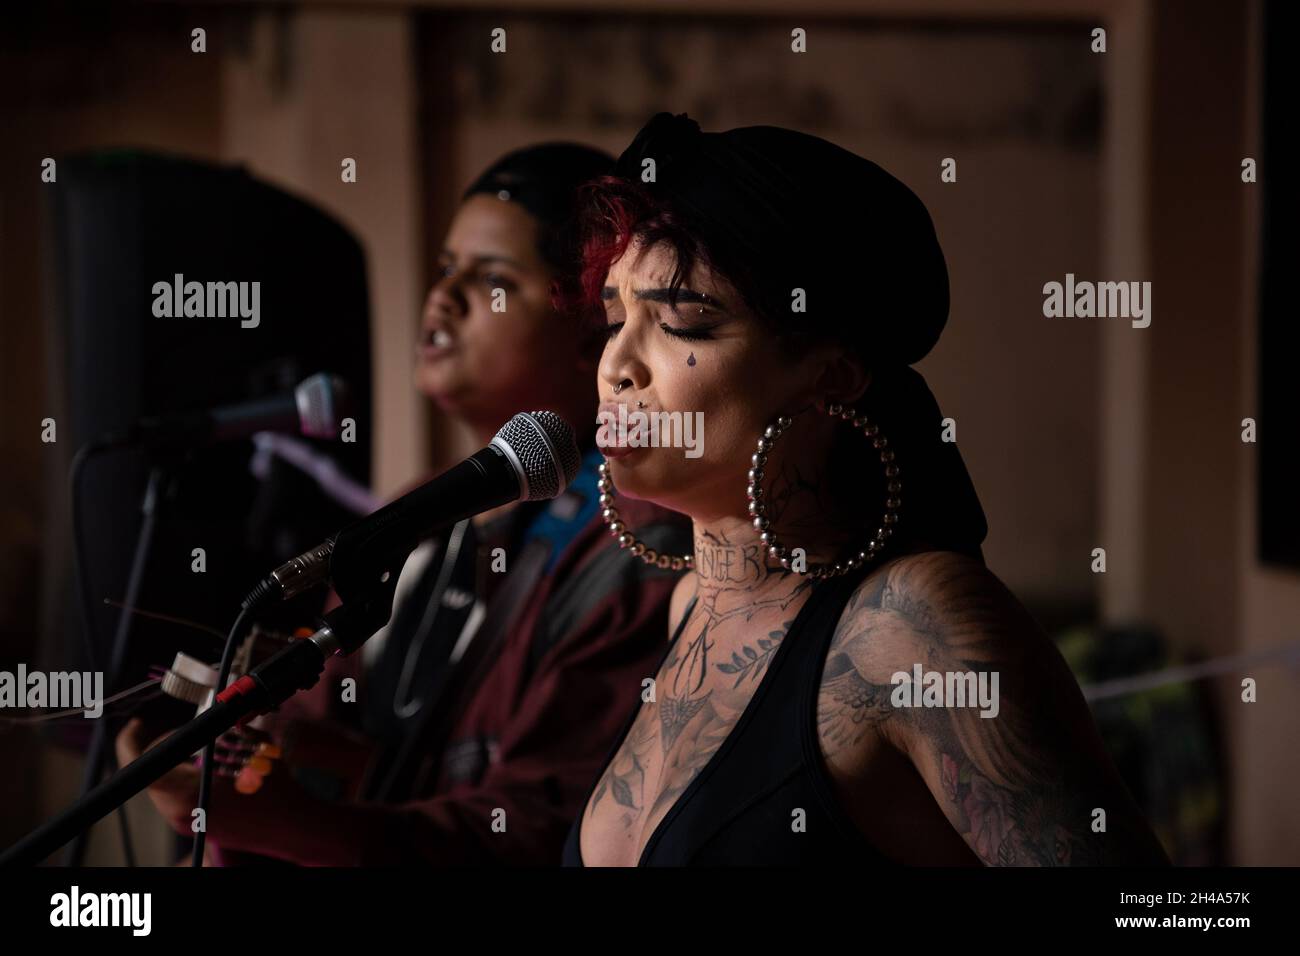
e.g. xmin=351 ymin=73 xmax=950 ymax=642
xmin=38 ymin=150 xmax=373 ymax=737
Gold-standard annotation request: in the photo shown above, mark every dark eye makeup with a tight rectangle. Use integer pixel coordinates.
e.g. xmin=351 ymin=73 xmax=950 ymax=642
xmin=603 ymin=317 xmax=719 ymax=342
xmin=603 ymin=285 xmax=723 ymax=343
xmin=658 ymin=321 xmax=715 ymax=341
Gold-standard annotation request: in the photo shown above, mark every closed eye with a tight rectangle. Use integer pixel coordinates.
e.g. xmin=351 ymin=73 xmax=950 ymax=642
xmin=659 ymin=321 xmax=715 ymax=341
xmin=604 ymin=320 xmax=716 ymax=342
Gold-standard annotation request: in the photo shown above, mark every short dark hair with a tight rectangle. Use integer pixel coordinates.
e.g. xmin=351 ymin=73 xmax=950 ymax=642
xmin=462 ymin=142 xmax=614 ymax=325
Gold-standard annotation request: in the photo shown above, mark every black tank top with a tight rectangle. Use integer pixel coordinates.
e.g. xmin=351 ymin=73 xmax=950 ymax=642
xmin=562 ymin=561 xmax=898 ymax=866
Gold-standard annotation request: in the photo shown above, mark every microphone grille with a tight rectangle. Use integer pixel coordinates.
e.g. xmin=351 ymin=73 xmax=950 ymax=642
xmin=495 ymin=411 xmax=581 ymax=501
xmin=295 ymin=373 xmax=350 ymax=439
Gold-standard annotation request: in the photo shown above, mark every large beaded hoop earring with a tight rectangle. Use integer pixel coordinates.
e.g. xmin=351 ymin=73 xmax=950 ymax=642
xmin=747 ymin=403 xmax=901 ymax=579
xmin=597 ymin=402 xmax=899 ymax=578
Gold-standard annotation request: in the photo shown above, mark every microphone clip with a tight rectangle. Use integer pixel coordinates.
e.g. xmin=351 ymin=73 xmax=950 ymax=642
xmin=313 ymin=572 xmax=401 ymax=658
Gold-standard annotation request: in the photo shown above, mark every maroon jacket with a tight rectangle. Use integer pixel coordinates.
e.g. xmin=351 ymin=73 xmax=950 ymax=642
xmin=206 ymin=490 xmax=688 ymax=866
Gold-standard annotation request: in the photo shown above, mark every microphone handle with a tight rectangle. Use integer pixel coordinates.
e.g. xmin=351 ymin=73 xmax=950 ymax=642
xmin=209 ymin=393 xmax=302 ymax=441
xmin=125 ymin=393 xmax=300 ymax=447
xmin=329 ymin=446 xmax=517 ymax=600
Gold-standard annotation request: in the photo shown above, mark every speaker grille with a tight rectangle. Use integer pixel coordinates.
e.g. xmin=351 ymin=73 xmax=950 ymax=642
xmin=495 ymin=411 xmax=580 ymax=501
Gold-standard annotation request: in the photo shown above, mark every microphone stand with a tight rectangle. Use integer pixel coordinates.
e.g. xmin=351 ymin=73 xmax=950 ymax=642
xmin=64 ymin=458 xmax=171 ymax=867
xmin=0 ymin=578 xmax=398 ymax=868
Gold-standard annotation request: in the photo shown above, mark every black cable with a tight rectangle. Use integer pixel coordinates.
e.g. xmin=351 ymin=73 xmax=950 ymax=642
xmin=192 ymin=579 xmax=276 ymax=867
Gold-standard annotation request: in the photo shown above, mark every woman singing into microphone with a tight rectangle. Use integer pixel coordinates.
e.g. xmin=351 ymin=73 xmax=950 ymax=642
xmin=563 ymin=113 xmax=1170 ymax=866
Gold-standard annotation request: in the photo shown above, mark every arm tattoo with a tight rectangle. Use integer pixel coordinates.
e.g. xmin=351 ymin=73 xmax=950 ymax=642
xmin=819 ymin=552 xmax=1168 ymax=866
xmin=818 ymin=647 xmax=898 ymax=754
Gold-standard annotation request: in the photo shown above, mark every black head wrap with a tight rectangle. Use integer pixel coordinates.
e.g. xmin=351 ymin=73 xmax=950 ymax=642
xmin=463 ymin=141 xmax=614 ymax=276
xmin=615 ymin=112 xmax=988 ymax=559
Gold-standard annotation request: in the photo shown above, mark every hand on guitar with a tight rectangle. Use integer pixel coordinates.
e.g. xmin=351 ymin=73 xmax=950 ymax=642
xmin=114 ymin=714 xmax=315 ymax=843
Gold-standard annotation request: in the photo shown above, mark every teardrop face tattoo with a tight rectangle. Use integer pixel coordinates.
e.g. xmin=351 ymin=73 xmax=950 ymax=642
xmin=687 ymin=351 xmax=696 ymax=367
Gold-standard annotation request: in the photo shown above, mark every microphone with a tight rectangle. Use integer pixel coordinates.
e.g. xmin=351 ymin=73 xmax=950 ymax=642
xmin=114 ymin=372 xmax=350 ymax=446
xmin=266 ymin=410 xmax=580 ymax=602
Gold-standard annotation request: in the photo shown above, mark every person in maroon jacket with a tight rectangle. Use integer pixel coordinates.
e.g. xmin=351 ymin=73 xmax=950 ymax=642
xmin=116 ymin=143 xmax=690 ymax=866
